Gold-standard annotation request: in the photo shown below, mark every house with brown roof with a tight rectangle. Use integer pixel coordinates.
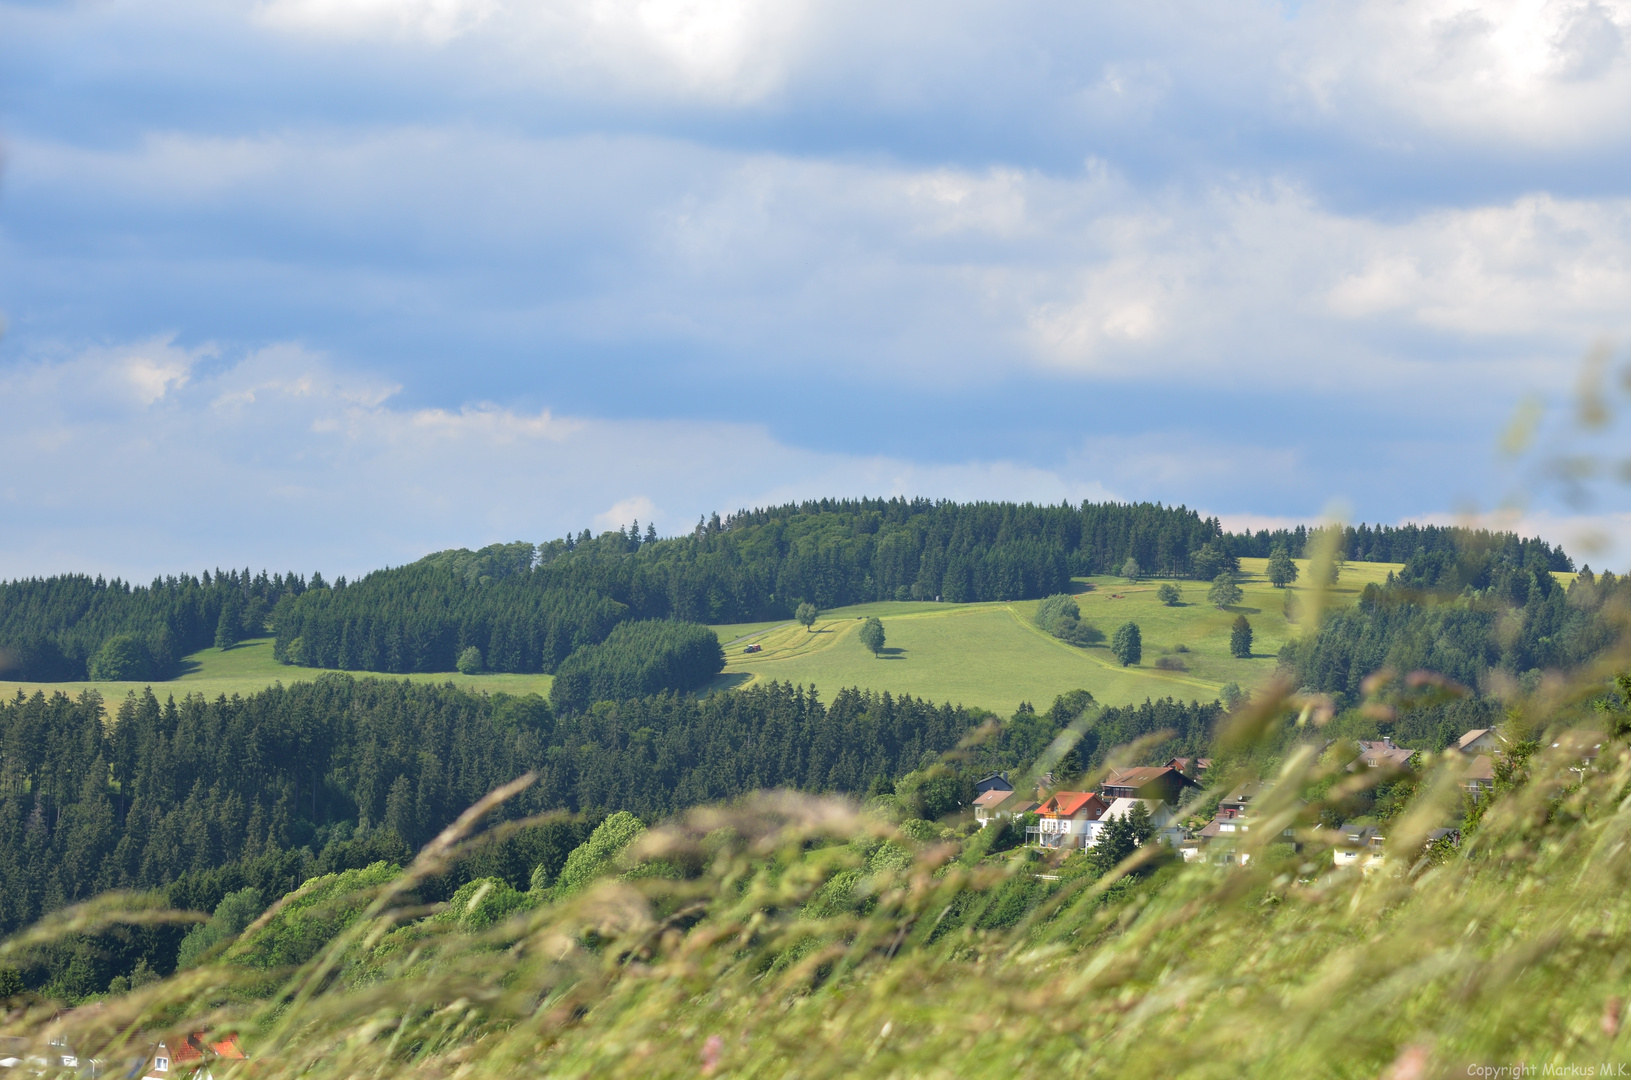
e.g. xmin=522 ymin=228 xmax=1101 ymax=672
xmin=1027 ymin=791 xmax=1110 ymax=849
xmin=1098 ymin=766 xmax=1199 ymax=805
xmin=1163 ymin=756 xmax=1212 ymax=775
xmin=1461 ymin=754 xmax=1495 ymax=798
xmin=1349 ymin=736 xmax=1418 ymax=772
xmin=142 ymin=1033 xmax=248 ymax=1080
xmin=1182 ymin=781 xmax=1298 ymax=864
xmin=1456 ymin=729 xmax=1502 ymax=756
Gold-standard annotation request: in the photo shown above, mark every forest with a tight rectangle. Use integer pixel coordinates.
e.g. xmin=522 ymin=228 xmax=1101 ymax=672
xmin=0 ymin=673 xmax=987 ymax=950
xmin=0 ymin=500 xmax=1574 ymax=681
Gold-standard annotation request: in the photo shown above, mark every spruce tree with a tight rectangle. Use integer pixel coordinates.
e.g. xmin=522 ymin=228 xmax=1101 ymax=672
xmin=1111 ymin=622 xmax=1142 ymax=666
xmin=214 ymin=595 xmax=243 ymax=651
xmin=1230 ymin=615 xmax=1253 ymax=658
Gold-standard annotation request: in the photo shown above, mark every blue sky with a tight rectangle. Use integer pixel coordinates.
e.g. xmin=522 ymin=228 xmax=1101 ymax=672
xmin=3 ymin=0 xmax=1631 ymax=579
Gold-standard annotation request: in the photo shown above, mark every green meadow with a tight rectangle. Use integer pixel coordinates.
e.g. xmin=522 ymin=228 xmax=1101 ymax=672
xmin=3 ymin=558 xmax=1414 ymax=718
xmin=0 ymin=636 xmax=554 ymax=713
xmin=714 ymin=557 xmax=1402 ymax=715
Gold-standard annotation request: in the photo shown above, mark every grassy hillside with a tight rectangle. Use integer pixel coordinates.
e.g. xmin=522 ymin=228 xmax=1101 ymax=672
xmin=0 ymin=636 xmax=554 ymax=710
xmin=714 ymin=557 xmax=1400 ymax=714
xmin=1 ymin=557 xmax=1406 ymax=716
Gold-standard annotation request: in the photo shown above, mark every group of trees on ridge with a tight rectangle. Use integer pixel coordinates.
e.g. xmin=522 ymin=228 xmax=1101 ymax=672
xmin=0 ymin=500 xmax=1574 ymax=681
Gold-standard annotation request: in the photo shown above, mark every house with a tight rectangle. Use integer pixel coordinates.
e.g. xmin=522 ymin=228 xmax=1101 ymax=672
xmin=143 ymin=1033 xmax=248 ymax=1080
xmin=1098 ymin=796 xmax=1181 ymax=846
xmin=1027 ymin=791 xmax=1109 ymax=849
xmin=972 ymin=787 xmax=1018 ymax=827
xmin=1461 ymin=754 xmax=1495 ymax=798
xmin=1456 ymin=728 xmax=1502 ymax=756
xmin=974 ymin=788 xmax=1037 ymax=828
xmin=1099 ymin=766 xmax=1200 ymax=805
xmin=1186 ymin=782 xmax=1297 ymax=864
xmin=974 ymin=772 xmax=1014 ymax=796
xmin=1350 ymin=736 xmax=1418 ymax=772
xmin=1217 ymin=780 xmax=1270 ymax=820
xmin=1163 ymin=757 xmax=1212 ymax=775
xmin=1427 ymin=827 xmax=1461 ymax=848
xmin=1331 ymin=823 xmax=1386 ymax=870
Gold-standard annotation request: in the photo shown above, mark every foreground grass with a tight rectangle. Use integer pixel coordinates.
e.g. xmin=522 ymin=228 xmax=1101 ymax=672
xmin=716 ymin=557 xmax=1396 ymax=713
xmin=0 ymin=637 xmax=554 ymax=711
xmin=16 ymin=658 xmax=1631 ymax=1080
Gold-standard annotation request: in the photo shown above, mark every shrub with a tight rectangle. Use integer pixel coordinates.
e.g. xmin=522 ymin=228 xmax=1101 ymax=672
xmin=88 ymin=634 xmax=154 ymax=681
xmin=176 ymin=887 xmax=264 ymax=969
xmin=549 ymin=812 xmax=648 ymax=897
xmin=1036 ymin=594 xmax=1103 ymax=646
xmin=1154 ymin=655 xmax=1187 ymax=671
xmin=457 ymin=646 xmax=484 ymax=674
xmin=1157 ymin=583 xmax=1181 ymax=605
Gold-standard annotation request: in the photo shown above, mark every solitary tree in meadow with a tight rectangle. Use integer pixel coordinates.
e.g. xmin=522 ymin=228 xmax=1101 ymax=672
xmin=1230 ymin=615 xmax=1253 ymax=658
xmin=1266 ymin=545 xmax=1298 ymax=588
xmin=859 ymin=616 xmax=886 ymax=657
xmin=1111 ymin=621 xmax=1142 ymax=666
xmin=1208 ymin=571 xmax=1243 ymax=609
xmin=215 ymin=594 xmax=243 ymax=651
xmin=1157 ymin=583 xmax=1181 ymax=606
xmin=1120 ymin=557 xmax=1142 ymax=581
xmin=796 ymin=602 xmax=819 ymax=632
xmin=457 ymin=646 xmax=484 ymax=674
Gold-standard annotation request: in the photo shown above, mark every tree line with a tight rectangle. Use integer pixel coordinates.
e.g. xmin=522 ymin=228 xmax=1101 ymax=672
xmin=0 ymin=570 xmax=312 ymax=682
xmin=0 ymin=673 xmax=983 ymax=944
xmin=0 ymin=501 xmax=1576 ymax=682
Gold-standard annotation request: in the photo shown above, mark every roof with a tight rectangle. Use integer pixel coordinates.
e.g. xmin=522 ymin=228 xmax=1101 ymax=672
xmin=975 ymin=772 xmax=1014 ymax=791
xmin=1221 ymin=780 xmax=1270 ymax=806
xmin=156 ymin=1033 xmax=247 ymax=1067
xmin=1456 ymin=728 xmax=1495 ymax=751
xmin=1333 ymin=823 xmax=1383 ymax=844
xmin=1039 ymin=791 xmax=1105 ymax=818
xmin=1007 ymin=800 xmax=1041 ymax=815
xmin=1101 ymin=766 xmax=1197 ymax=790
xmin=1463 ymin=754 xmax=1494 ymax=782
xmin=972 ymin=788 xmax=1015 ymax=809
xmin=1354 ymin=745 xmax=1417 ymax=770
xmin=1100 ymin=797 xmax=1162 ymax=821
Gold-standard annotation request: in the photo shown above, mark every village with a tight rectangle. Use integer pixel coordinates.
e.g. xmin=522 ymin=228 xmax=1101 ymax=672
xmin=970 ymin=727 xmax=1541 ymax=869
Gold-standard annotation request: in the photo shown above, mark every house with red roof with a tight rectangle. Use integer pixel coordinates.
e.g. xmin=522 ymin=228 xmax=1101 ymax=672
xmin=1027 ymin=791 xmax=1109 ymax=849
xmin=142 ymin=1033 xmax=248 ymax=1080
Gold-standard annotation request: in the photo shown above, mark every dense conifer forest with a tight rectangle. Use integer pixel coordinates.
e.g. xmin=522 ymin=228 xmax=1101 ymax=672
xmin=0 ymin=674 xmax=985 ymax=945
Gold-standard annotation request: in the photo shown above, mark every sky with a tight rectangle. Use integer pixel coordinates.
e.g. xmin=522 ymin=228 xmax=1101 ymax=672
xmin=3 ymin=0 xmax=1631 ymax=580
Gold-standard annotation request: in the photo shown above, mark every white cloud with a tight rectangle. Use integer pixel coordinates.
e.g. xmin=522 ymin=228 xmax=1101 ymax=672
xmin=13 ymin=127 xmax=1630 ymax=398
xmin=0 ymin=343 xmax=1120 ymax=579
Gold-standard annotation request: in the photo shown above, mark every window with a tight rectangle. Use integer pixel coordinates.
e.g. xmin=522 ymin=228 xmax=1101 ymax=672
xmin=156 ymin=1056 xmax=169 ymax=1072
